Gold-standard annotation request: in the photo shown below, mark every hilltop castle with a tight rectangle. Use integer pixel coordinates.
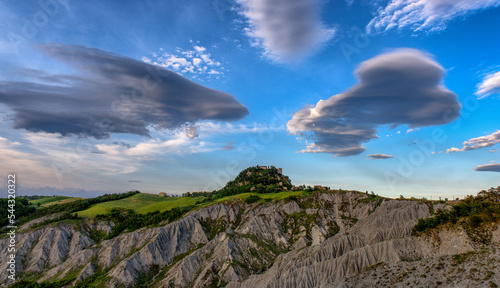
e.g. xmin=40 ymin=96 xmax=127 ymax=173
xmin=257 ymin=165 xmax=282 ymax=175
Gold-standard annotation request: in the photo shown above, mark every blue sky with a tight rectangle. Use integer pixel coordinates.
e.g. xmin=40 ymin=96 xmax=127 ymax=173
xmin=0 ymin=0 xmax=499 ymax=199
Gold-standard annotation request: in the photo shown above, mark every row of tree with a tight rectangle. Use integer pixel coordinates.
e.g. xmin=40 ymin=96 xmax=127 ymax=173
xmin=1 ymin=191 xmax=140 ymax=227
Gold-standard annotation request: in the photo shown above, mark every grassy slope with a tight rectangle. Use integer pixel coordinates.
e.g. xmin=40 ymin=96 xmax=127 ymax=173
xmin=77 ymin=191 xmax=312 ymax=218
xmin=29 ymin=196 xmax=84 ymax=207
xmin=78 ymin=193 xmax=204 ymax=218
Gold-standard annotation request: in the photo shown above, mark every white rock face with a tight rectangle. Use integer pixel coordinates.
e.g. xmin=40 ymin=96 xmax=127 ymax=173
xmin=0 ymin=224 xmax=95 ymax=283
xmin=3 ymin=191 xmax=497 ymax=287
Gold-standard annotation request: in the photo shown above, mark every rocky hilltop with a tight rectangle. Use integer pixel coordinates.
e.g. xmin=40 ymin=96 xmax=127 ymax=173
xmin=1 ymin=189 xmax=499 ymax=287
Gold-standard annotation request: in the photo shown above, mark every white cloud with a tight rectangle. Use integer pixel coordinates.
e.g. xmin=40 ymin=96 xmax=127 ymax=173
xmin=446 ymin=147 xmax=461 ymax=153
xmin=193 ymin=46 xmax=206 ymax=53
xmin=367 ymin=0 xmax=500 ymax=34
xmin=236 ymin=0 xmax=335 ymax=62
xmin=192 ymin=58 xmax=202 ymax=66
xmin=447 ymin=130 xmax=500 ymax=153
xmin=110 ymin=137 xmax=216 ymax=157
xmin=142 ymin=43 xmax=224 ymax=80
xmin=92 ymin=121 xmax=279 ymax=158
xmin=476 ymin=70 xmax=500 ymax=99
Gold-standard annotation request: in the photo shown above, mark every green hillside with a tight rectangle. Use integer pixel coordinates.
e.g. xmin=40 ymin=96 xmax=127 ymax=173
xmin=78 ymin=193 xmax=204 ymax=218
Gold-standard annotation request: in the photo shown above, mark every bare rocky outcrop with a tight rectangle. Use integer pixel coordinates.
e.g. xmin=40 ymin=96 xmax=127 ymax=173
xmin=0 ymin=223 xmax=94 ymax=284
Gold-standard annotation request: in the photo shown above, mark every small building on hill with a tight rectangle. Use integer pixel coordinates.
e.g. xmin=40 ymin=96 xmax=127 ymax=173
xmin=159 ymin=192 xmax=169 ymax=197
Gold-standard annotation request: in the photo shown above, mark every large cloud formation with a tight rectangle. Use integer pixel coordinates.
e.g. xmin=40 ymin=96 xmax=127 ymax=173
xmin=447 ymin=130 xmax=500 ymax=153
xmin=474 ymin=163 xmax=500 ymax=172
xmin=287 ymin=49 xmax=461 ymax=156
xmin=367 ymin=0 xmax=500 ymax=34
xmin=0 ymin=44 xmax=248 ymax=138
xmin=236 ymin=0 xmax=335 ymax=62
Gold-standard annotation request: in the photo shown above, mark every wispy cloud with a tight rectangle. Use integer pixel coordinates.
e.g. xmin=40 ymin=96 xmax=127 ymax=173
xmin=287 ymin=49 xmax=460 ymax=156
xmin=476 ymin=70 xmax=500 ymax=99
xmin=0 ymin=133 xmax=138 ymax=190
xmin=236 ymin=0 xmax=335 ymax=62
xmin=0 ymin=136 xmax=58 ymax=186
xmin=194 ymin=121 xmax=284 ymax=135
xmin=25 ymin=132 xmax=139 ymax=175
xmin=447 ymin=130 xmax=500 ymax=153
xmin=406 ymin=128 xmax=420 ymax=134
xmin=367 ymin=0 xmax=500 ymax=34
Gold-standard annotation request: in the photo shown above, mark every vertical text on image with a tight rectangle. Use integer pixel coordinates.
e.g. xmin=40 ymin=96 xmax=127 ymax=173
xmin=6 ymin=173 xmax=17 ymax=281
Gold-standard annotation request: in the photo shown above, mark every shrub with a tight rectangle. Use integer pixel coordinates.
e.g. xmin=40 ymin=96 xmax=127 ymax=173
xmin=245 ymin=195 xmax=261 ymax=204
xmin=412 ymin=188 xmax=500 ymax=235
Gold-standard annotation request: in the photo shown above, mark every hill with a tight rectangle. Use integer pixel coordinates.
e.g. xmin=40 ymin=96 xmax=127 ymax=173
xmin=2 ymin=187 xmax=499 ymax=288
xmin=223 ymin=165 xmax=292 ymax=193
xmin=1 ymin=166 xmax=498 ymax=288
xmin=187 ymin=165 xmax=294 ymax=203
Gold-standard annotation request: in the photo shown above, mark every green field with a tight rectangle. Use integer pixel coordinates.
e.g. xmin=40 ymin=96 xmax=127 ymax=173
xmin=78 ymin=193 xmax=205 ymax=218
xmin=74 ymin=190 xmax=312 ymax=218
xmin=29 ymin=196 xmax=83 ymax=207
